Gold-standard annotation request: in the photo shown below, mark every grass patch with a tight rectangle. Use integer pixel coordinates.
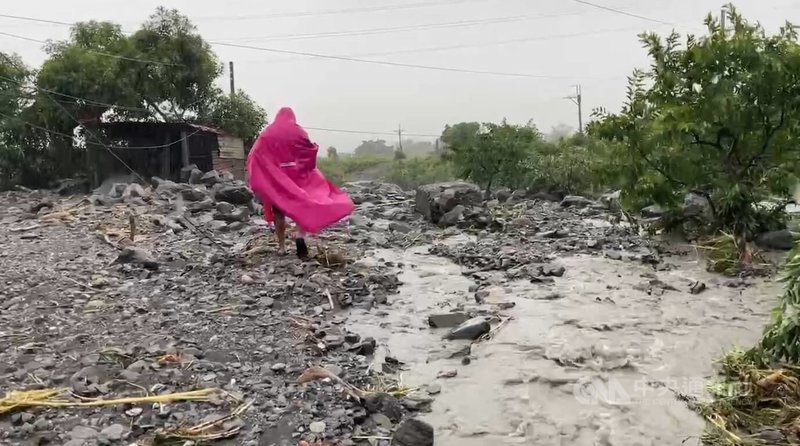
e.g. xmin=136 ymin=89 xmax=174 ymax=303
xmin=693 ymin=350 xmax=800 ymax=445
xmin=698 ymin=233 xmax=769 ymax=277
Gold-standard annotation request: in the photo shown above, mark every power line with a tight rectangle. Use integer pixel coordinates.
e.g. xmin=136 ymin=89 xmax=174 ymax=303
xmin=0 ymin=16 xmax=604 ymax=80
xmin=210 ymin=41 xmax=586 ymax=79
xmin=2 ymin=73 xmax=443 ymax=140
xmin=571 ymin=0 xmax=673 ymax=25
xmin=0 ymin=30 xmax=180 ymax=66
xmin=305 ymin=126 xmax=440 ymax=138
xmin=190 ymin=0 xmax=495 ymax=21
xmin=213 ymin=12 xmax=583 ymax=43
xmin=236 ymin=25 xmax=649 ymax=72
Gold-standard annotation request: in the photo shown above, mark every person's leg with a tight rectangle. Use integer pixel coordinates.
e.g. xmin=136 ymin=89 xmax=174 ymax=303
xmin=272 ymin=206 xmax=286 ymax=255
xmin=295 ymin=230 xmax=309 ymax=259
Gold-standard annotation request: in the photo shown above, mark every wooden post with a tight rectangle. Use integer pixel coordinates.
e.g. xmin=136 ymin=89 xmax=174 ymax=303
xmin=180 ymin=131 xmax=190 ymax=167
xmin=161 ymin=134 xmax=171 ymax=179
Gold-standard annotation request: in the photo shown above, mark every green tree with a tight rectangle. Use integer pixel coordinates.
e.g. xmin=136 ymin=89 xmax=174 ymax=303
xmin=199 ymin=89 xmax=266 ymax=150
xmin=326 ymin=146 xmax=338 ymax=159
xmin=33 ymin=20 xmax=138 ymax=139
xmin=590 ymin=6 xmax=800 ymax=238
xmin=441 ymin=122 xmax=480 ymax=155
xmin=353 ymin=139 xmax=394 ymax=157
xmin=445 ymin=120 xmax=539 ymax=196
xmin=127 ymin=7 xmax=222 ymax=121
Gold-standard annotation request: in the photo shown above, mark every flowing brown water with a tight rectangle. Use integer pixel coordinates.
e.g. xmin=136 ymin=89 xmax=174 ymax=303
xmin=350 ymin=243 xmax=780 ymax=446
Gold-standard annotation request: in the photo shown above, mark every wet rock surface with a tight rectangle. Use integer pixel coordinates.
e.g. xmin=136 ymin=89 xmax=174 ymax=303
xmin=0 ymin=179 xmax=782 ymax=446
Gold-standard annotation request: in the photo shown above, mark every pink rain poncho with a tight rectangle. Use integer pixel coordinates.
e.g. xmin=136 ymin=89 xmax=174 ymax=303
xmin=247 ymin=107 xmax=354 ymax=234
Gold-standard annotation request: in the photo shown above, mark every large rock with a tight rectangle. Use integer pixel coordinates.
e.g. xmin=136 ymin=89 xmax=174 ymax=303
xmin=392 ymin=419 xmax=434 ymax=446
xmin=494 ymin=188 xmax=512 ymax=203
xmin=641 ymin=204 xmax=666 ymax=218
xmin=415 ymin=182 xmax=482 ymax=224
xmin=682 ymin=192 xmax=712 ymax=220
xmin=214 ymin=186 xmax=254 ymax=205
xmin=755 ymin=230 xmax=795 ymax=251
xmin=201 ymin=170 xmax=221 ymax=186
xmin=444 ymin=317 xmax=490 ymax=340
xmin=180 ymin=164 xmax=199 ymax=183
xmin=531 ymin=191 xmax=563 ymax=202
xmin=560 ymin=195 xmax=594 ymax=208
xmin=180 ymin=188 xmax=207 ymax=202
xmin=439 ymin=205 xmax=465 ymax=227
xmin=55 ymin=177 xmax=90 ymax=196
xmin=600 ymin=190 xmax=621 ymax=211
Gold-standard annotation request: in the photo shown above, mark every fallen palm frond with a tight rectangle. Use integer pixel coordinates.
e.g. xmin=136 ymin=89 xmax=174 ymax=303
xmin=697 ymin=232 xmax=769 ymax=277
xmin=363 ymin=374 xmax=417 ymax=398
xmin=153 ymin=401 xmax=252 ymax=444
xmin=0 ymin=388 xmax=218 ymax=415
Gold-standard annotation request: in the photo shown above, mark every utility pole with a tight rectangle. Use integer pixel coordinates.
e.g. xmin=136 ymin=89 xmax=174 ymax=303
xmin=564 ymin=85 xmax=583 ymax=133
xmin=397 ymin=124 xmax=404 ymax=153
xmin=229 ymin=61 xmax=235 ymax=97
xmin=720 ymin=5 xmax=727 ymax=37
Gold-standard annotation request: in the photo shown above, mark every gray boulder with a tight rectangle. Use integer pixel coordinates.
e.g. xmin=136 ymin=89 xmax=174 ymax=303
xmin=560 ymin=195 xmax=594 ymax=208
xmin=532 ymin=191 xmax=563 ymax=202
xmin=180 ymin=164 xmax=199 ymax=183
xmin=392 ymin=419 xmax=434 ymax=446
xmin=494 ymin=188 xmax=512 ymax=203
xmin=180 ymin=188 xmax=207 ymax=202
xmin=201 ymin=170 xmax=221 ymax=186
xmin=55 ymin=177 xmax=90 ymax=196
xmin=444 ymin=317 xmax=490 ymax=340
xmin=683 ymin=192 xmax=712 ymax=220
xmin=439 ymin=205 xmax=466 ymax=227
xmin=600 ymin=190 xmax=621 ymax=211
xmin=108 ymin=183 xmax=129 ymax=199
xmin=641 ymin=204 xmax=666 ymax=218
xmin=415 ymin=182 xmax=482 ymax=224
xmin=755 ymin=230 xmax=795 ymax=251
xmin=215 ymin=186 xmax=254 ymax=205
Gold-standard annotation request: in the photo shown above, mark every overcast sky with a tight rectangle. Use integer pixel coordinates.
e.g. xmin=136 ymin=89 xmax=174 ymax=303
xmin=2 ymin=0 xmax=798 ymax=151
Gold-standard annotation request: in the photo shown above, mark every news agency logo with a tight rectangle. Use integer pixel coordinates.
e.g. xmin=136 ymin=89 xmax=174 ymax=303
xmin=573 ymin=376 xmax=632 ymax=405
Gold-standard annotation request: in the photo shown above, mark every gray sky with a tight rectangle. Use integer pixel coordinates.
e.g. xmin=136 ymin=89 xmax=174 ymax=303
xmin=2 ymin=0 xmax=799 ymax=151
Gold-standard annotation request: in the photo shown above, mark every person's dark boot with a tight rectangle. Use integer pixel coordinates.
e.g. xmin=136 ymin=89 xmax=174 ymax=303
xmin=295 ymin=238 xmax=309 ymax=259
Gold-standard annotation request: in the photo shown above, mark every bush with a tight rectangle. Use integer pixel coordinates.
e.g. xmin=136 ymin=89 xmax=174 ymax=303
xmin=387 ymin=154 xmax=454 ymax=190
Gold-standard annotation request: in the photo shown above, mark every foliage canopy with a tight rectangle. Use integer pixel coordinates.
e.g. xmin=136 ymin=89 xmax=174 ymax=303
xmin=589 ymin=6 xmax=800 ymax=237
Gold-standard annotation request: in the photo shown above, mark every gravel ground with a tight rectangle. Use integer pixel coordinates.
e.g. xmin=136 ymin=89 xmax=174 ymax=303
xmin=0 ymin=176 xmax=667 ymax=446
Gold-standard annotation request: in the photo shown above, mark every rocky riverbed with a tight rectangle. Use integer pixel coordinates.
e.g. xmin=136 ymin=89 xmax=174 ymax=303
xmin=0 ymin=176 xmax=783 ymax=446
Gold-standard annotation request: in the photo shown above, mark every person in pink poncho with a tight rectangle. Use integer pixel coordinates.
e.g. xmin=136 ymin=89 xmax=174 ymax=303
xmin=247 ymin=107 xmax=355 ymax=258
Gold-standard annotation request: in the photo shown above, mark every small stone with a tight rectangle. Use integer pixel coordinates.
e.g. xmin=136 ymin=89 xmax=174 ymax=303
xmin=427 ymin=313 xmax=470 ymax=328
xmin=690 ymin=281 xmax=707 ymax=295
xmin=309 ymin=421 xmax=326 ymax=433
xmin=100 ymin=424 xmax=127 ymax=441
xmin=271 ymin=363 xmax=287 ymax=373
xmin=241 ymin=274 xmax=255 ymax=284
xmin=125 ymin=407 xmax=143 ymax=417
xmin=426 ymin=383 xmax=441 ymax=395
xmin=437 ymin=369 xmax=457 ymax=379
xmin=69 ymin=425 xmax=99 ymax=441
xmin=389 ymin=222 xmax=413 ymax=233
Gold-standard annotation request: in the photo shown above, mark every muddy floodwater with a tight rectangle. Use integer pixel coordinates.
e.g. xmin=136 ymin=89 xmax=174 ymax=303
xmin=351 ymin=242 xmax=780 ymax=446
